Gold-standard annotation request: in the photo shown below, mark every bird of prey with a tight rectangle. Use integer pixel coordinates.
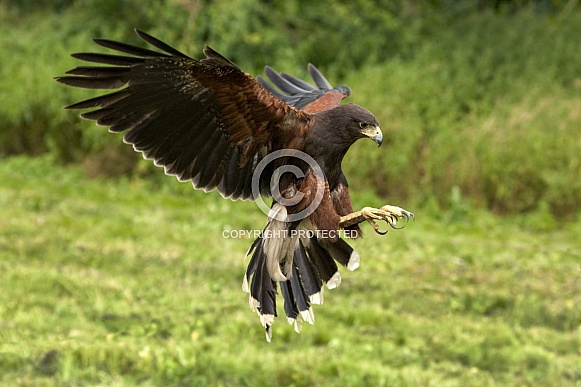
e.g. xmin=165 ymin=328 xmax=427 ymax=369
xmin=56 ymin=30 xmax=413 ymax=341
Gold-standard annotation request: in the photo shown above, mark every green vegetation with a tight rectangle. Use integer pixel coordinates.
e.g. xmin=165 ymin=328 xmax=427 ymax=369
xmin=0 ymin=158 xmax=581 ymax=386
xmin=1 ymin=156 xmax=580 ymax=385
xmin=344 ymin=9 xmax=581 ymax=217
xmin=1 ymin=1 xmax=580 ymax=385
xmin=1 ymin=1 xmax=580 ymax=216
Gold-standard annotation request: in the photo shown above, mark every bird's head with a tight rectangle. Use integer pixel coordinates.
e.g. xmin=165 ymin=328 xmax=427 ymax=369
xmin=339 ymin=104 xmax=383 ymax=147
xmin=357 ymin=120 xmax=383 ymax=147
xmin=309 ymin=104 xmax=383 ymax=160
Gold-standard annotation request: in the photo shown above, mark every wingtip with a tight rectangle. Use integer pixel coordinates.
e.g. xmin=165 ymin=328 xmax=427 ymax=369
xmin=133 ymin=28 xmax=147 ymax=40
xmin=202 ymin=45 xmax=214 ymax=55
xmin=308 ymin=63 xmax=333 ymax=89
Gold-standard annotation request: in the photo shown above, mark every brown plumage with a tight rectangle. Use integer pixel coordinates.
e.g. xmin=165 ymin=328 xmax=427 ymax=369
xmin=56 ymin=30 xmax=412 ymax=341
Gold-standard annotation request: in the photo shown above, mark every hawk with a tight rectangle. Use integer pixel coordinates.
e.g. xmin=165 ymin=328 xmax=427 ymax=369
xmin=56 ymin=30 xmax=413 ymax=341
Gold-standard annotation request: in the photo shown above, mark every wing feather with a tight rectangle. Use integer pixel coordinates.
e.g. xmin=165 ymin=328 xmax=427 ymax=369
xmin=56 ymin=29 xmax=309 ymax=200
xmin=70 ymin=52 xmax=141 ymax=66
xmin=308 ymin=63 xmax=333 ymax=89
xmin=257 ymin=64 xmax=351 ymax=112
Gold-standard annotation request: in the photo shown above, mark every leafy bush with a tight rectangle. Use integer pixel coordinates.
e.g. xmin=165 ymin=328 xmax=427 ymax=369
xmin=343 ymin=8 xmax=581 ymax=217
xmin=0 ymin=1 xmax=579 ymax=216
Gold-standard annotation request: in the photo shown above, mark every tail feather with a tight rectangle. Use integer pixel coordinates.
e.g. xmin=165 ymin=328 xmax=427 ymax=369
xmin=289 ymin=262 xmax=314 ymax=324
xmin=304 ymin=237 xmax=340 ymax=288
xmin=293 ymin=241 xmax=323 ymax=302
xmin=279 ymin=241 xmax=320 ymax=331
xmin=243 ymin=227 xmax=360 ymax=341
xmin=242 ymin=236 xmax=262 ymax=293
xmin=246 ymin=237 xmax=277 ymax=342
xmin=256 ymin=260 xmax=277 ymax=318
xmin=280 ymin=280 xmax=303 ymax=333
xmin=280 ymin=280 xmax=299 ymax=320
xmin=317 ymin=237 xmax=361 ymax=271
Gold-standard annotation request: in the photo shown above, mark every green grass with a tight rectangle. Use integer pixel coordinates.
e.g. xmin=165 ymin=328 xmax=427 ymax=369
xmin=1 ymin=156 xmax=580 ymax=386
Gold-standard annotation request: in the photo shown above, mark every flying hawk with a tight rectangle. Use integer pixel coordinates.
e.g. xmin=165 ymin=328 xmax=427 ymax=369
xmin=56 ymin=30 xmax=413 ymax=341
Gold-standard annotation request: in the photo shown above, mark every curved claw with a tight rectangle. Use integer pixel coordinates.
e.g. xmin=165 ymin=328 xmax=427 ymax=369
xmin=402 ymin=210 xmax=415 ymax=221
xmin=390 ymin=220 xmax=407 ymax=230
xmin=374 ymin=223 xmax=389 ymax=235
xmin=385 ymin=210 xmax=414 ymax=230
xmin=382 ymin=214 xmax=403 ymax=230
xmin=368 ymin=217 xmax=389 ymax=235
xmin=379 ymin=206 xmax=415 ymax=223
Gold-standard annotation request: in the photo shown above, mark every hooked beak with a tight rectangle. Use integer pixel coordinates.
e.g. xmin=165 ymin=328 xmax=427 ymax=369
xmin=361 ymin=125 xmax=383 ymax=147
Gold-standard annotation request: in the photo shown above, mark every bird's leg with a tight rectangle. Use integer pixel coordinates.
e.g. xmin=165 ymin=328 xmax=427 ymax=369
xmin=339 ymin=205 xmax=414 ymax=235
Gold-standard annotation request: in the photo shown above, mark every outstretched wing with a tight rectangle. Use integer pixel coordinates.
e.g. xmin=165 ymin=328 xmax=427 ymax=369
xmin=257 ymin=64 xmax=351 ymax=113
xmin=56 ymin=29 xmax=309 ymax=200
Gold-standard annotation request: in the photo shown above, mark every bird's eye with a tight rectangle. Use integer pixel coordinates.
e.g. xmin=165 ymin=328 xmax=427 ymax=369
xmin=358 ymin=122 xmax=365 ymax=129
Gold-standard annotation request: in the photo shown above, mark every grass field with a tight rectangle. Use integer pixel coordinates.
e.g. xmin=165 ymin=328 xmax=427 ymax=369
xmin=1 ymin=156 xmax=580 ymax=386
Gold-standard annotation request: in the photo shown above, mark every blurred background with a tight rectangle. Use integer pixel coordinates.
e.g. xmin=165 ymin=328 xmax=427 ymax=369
xmin=1 ymin=0 xmax=579 ymax=219
xmin=1 ymin=0 xmax=580 ymax=385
